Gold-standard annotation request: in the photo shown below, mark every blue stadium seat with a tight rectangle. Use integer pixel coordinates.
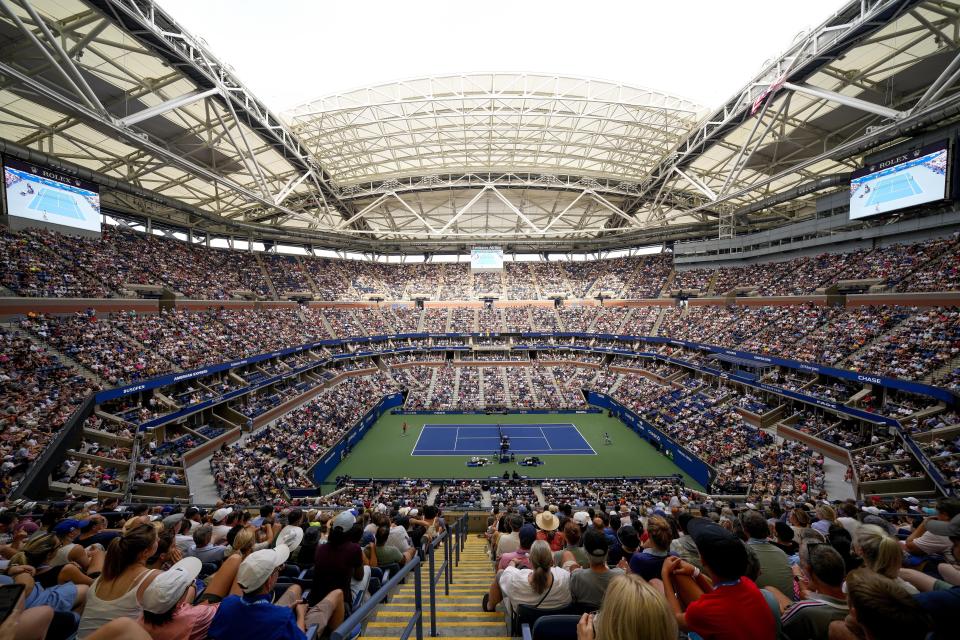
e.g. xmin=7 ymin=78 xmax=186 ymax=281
xmin=522 ymin=615 xmax=581 ymax=640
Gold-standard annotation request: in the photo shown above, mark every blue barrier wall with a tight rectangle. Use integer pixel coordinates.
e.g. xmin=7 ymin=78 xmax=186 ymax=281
xmin=393 ymin=408 xmax=601 ymax=416
xmin=98 ymin=332 xmax=956 ymax=406
xmin=309 ymin=392 xmax=405 ymax=485
xmin=586 ymin=391 xmax=715 ymax=489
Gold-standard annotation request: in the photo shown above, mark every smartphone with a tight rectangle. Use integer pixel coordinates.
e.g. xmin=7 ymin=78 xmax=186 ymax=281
xmin=0 ymin=584 xmax=25 ymax=626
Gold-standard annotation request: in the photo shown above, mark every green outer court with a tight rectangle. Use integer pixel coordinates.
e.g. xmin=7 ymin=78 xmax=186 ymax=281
xmin=321 ymin=410 xmax=704 ymax=491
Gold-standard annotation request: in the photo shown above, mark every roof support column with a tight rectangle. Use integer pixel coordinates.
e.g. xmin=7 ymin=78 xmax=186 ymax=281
xmin=782 ymin=81 xmax=904 ymax=120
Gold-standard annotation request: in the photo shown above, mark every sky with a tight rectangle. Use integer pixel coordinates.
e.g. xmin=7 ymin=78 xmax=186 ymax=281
xmin=156 ymin=0 xmax=847 ymax=113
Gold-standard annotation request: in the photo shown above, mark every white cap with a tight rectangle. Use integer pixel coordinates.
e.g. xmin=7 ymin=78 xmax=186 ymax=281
xmin=211 ymin=507 xmax=231 ymax=523
xmin=236 ymin=545 xmax=290 ymax=594
xmin=141 ymin=557 xmax=202 ymax=614
xmin=277 ymin=526 xmax=304 ymax=550
xmin=573 ymin=511 xmax=590 ymax=526
xmin=862 ymin=506 xmax=882 ymax=515
xmin=331 ymin=510 xmax=357 ymax=532
xmin=746 ymin=502 xmax=757 ymax=510
xmin=904 ymin=497 xmax=920 ymax=505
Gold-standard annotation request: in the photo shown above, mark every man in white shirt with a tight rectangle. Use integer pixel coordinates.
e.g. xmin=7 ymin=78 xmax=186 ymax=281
xmin=387 ymin=514 xmax=413 ymax=556
xmin=210 ymin=507 xmax=233 ymax=544
xmin=274 ymin=509 xmax=305 ymax=556
xmin=905 ymin=499 xmax=960 ymax=557
xmin=836 ymin=502 xmax=862 ymax=538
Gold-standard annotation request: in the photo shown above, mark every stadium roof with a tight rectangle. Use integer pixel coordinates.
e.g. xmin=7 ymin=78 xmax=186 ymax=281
xmin=1 ymin=0 xmax=960 ymax=253
xmin=286 ymin=74 xmax=705 ymax=187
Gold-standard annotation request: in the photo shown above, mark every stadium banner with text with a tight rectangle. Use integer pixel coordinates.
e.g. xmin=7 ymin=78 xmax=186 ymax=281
xmin=393 ymin=408 xmax=600 ymax=415
xmin=310 ymin=392 xmax=405 ymax=485
xmin=93 ymin=340 xmax=335 ymax=403
xmin=96 ymin=332 xmax=954 ymax=410
xmin=586 ymin=391 xmax=714 ymax=489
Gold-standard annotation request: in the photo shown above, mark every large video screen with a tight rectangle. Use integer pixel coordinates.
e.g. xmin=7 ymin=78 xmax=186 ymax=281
xmin=471 ymin=247 xmax=503 ymax=272
xmin=849 ymin=140 xmax=950 ymax=220
xmin=3 ymin=156 xmax=101 ymax=232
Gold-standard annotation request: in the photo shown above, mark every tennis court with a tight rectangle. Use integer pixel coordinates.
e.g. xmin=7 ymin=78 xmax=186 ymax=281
xmin=865 ymin=173 xmax=923 ymax=206
xmin=411 ymin=423 xmax=596 ymax=456
xmin=28 ymin=187 xmax=84 ymax=219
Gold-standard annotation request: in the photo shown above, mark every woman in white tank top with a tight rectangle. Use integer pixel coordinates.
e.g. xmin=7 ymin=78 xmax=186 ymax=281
xmin=77 ymin=524 xmax=161 ymax=639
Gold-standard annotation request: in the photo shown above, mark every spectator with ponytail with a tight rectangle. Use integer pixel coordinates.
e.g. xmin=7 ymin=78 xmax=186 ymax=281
xmin=8 ymin=533 xmax=90 ymax=616
xmin=226 ymin=528 xmax=256 ymax=560
xmin=483 ymin=540 xmax=571 ymax=613
xmin=855 ymin=524 xmax=916 ymax=593
xmin=77 ymin=524 xmax=161 ymax=638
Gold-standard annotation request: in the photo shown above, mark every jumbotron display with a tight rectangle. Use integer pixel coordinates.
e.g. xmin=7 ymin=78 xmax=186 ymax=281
xmin=470 ymin=246 xmax=503 ymax=271
xmin=849 ymin=140 xmax=950 ymax=219
xmin=2 ymin=156 xmax=102 ymax=232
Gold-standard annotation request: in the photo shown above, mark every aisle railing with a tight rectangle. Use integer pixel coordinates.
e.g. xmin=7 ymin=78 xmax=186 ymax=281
xmin=328 ymin=513 xmax=470 ymax=640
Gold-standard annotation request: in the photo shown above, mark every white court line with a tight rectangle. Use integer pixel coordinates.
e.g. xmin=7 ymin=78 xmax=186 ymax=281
xmin=568 ymin=423 xmax=598 ymax=455
xmin=412 ymin=422 xmax=596 ymax=455
xmin=538 ymin=426 xmax=553 ymax=451
xmin=411 ymin=450 xmax=594 ymax=456
xmin=454 ymin=426 xmax=460 ymax=452
xmin=457 ymin=435 xmax=545 ymax=440
xmin=409 ymin=424 xmax=428 ymax=456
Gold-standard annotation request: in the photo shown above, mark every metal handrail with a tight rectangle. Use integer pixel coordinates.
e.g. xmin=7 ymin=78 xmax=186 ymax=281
xmin=330 ymin=550 xmax=424 ymax=640
xmin=427 ymin=530 xmax=448 ymax=636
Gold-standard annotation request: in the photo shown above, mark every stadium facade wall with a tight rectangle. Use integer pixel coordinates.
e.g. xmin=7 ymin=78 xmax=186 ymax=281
xmin=607 ymin=299 xmax=675 ymax=307
xmin=674 ymin=209 xmax=960 ymax=268
xmin=497 ymin=300 xmax=556 ymax=308
xmin=307 ymin=301 xmax=383 ymax=309
xmin=174 ymin=299 xmax=299 ymax=311
xmin=846 ymin=292 xmax=960 ymax=306
xmin=0 ymin=297 xmax=158 ymax=318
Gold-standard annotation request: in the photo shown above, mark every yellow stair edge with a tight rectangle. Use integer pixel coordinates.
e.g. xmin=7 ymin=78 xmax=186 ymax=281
xmin=366 ymin=621 xmax=505 ymax=628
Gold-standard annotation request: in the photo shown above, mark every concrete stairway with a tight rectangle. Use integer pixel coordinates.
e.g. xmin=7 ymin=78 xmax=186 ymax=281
xmin=659 ymin=270 xmax=676 ymax=297
xmin=254 ymin=253 xmax=279 ymax=300
xmin=365 ymin=537 xmax=508 ymax=639
xmin=924 ymin=351 xmax=960 ymax=384
xmin=16 ymin=326 xmax=105 ymax=386
xmin=650 ymin=306 xmax=667 ymax=336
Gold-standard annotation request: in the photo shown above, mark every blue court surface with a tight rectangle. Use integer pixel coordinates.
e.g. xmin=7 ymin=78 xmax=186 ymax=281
xmin=29 ymin=187 xmax=84 ymax=219
xmin=866 ymin=173 xmax=922 ymax=205
xmin=411 ymin=423 xmax=596 ymax=456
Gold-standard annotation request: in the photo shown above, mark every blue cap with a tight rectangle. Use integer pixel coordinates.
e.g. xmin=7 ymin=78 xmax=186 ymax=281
xmin=53 ymin=519 xmax=89 ymax=535
xmin=518 ymin=524 xmax=537 ymax=548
